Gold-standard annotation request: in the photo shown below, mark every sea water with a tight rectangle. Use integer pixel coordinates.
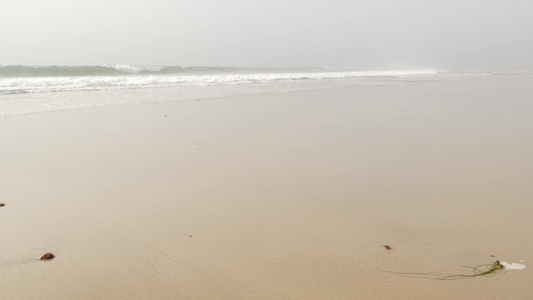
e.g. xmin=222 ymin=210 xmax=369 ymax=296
xmin=0 ymin=65 xmax=494 ymax=116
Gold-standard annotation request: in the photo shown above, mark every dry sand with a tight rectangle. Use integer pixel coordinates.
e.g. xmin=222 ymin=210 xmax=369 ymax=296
xmin=1 ymin=75 xmax=532 ymax=299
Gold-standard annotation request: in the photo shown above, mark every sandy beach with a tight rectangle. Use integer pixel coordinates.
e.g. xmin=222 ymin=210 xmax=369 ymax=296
xmin=1 ymin=75 xmax=532 ymax=299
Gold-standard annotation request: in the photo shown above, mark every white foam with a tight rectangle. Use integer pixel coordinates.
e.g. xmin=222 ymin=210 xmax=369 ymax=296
xmin=111 ymin=64 xmax=164 ymax=74
xmin=0 ymin=69 xmax=441 ymax=95
xmin=500 ymin=261 xmax=527 ymax=270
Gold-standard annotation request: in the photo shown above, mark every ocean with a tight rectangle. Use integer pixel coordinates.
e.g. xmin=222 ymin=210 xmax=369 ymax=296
xmin=0 ymin=65 xmax=493 ymax=116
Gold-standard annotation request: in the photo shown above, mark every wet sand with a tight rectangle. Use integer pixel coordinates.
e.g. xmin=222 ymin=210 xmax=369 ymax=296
xmin=1 ymin=75 xmax=532 ymax=299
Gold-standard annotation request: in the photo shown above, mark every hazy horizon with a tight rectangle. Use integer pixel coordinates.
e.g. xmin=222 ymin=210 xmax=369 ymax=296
xmin=2 ymin=0 xmax=533 ymax=70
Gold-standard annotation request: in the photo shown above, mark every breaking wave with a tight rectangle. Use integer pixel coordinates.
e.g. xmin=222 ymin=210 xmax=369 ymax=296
xmin=0 ymin=65 xmax=244 ymax=77
xmin=0 ymin=65 xmax=441 ymax=95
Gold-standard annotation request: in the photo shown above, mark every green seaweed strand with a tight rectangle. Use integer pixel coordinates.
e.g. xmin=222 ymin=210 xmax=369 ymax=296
xmin=440 ymin=261 xmax=504 ymax=280
xmin=385 ymin=261 xmax=505 ymax=280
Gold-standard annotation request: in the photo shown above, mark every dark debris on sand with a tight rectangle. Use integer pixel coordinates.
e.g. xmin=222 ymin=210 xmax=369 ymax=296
xmin=40 ymin=252 xmax=55 ymax=260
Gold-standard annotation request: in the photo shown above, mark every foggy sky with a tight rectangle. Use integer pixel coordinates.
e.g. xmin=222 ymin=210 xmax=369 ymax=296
xmin=2 ymin=0 xmax=532 ymax=70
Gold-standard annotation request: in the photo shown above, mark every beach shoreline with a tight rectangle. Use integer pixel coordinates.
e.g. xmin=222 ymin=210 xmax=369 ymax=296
xmin=1 ymin=75 xmax=532 ymax=299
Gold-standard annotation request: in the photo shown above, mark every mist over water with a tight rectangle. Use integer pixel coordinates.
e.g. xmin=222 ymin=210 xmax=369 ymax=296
xmin=2 ymin=1 xmax=533 ymax=71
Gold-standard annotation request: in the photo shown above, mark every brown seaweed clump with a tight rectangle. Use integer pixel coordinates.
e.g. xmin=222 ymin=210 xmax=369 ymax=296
xmin=40 ymin=252 xmax=55 ymax=260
